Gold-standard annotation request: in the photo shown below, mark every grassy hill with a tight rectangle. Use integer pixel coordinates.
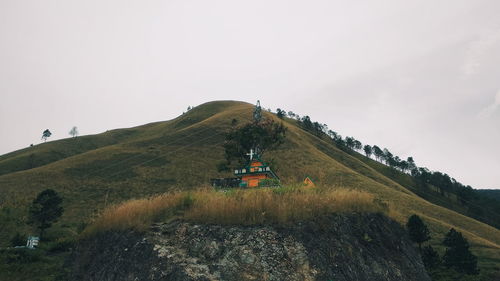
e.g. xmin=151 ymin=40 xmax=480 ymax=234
xmin=1 ymin=100 xmax=499 ymax=278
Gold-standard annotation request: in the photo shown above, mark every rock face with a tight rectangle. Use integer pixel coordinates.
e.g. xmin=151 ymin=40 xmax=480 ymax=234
xmin=69 ymin=214 xmax=431 ymax=281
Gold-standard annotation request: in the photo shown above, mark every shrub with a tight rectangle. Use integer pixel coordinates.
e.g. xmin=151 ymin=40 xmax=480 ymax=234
xmin=10 ymin=233 xmax=26 ymax=247
xmin=259 ymin=178 xmax=281 ymax=187
xmin=3 ymin=248 xmax=42 ymax=264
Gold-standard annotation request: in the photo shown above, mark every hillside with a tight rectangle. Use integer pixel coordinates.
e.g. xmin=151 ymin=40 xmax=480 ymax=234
xmin=1 ymin=100 xmax=500 ymax=278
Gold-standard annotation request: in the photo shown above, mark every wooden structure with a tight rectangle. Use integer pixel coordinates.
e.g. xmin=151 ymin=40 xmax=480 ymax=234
xmin=26 ymin=236 xmax=39 ymax=249
xmin=234 ymin=149 xmax=279 ymax=187
xmin=303 ymin=176 xmax=315 ymax=188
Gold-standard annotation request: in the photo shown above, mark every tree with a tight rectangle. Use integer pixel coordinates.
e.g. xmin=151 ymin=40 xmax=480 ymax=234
xmin=353 ymin=139 xmax=362 ymax=151
xmin=421 ymin=245 xmax=440 ymax=270
xmin=407 ymin=157 xmax=417 ymax=171
xmin=276 ymin=108 xmax=286 ymax=119
xmin=363 ymin=145 xmax=373 ymax=158
xmin=10 ymin=232 xmax=26 ymax=247
xmin=312 ymin=122 xmax=324 ymax=136
xmin=406 ymin=214 xmax=430 ymax=251
xmin=224 ymin=118 xmax=286 ymax=165
xmin=28 ymin=189 xmax=63 ymax=238
xmin=442 ymin=228 xmax=479 ymax=275
xmin=399 ymin=160 xmax=409 ymax=173
xmin=383 ymin=148 xmax=394 ymax=166
xmin=345 ymin=136 xmax=355 ymax=150
xmin=69 ymin=126 xmax=78 ymax=138
xmin=41 ymin=129 xmax=52 ymax=142
xmin=457 ymin=185 xmax=475 ymax=205
xmin=327 ymin=130 xmax=338 ymax=140
xmin=393 ymin=156 xmax=402 ymax=171
xmin=415 ymin=167 xmax=431 ymax=187
xmin=372 ymin=145 xmax=383 ymax=161
xmin=300 ymin=116 xmax=313 ymax=131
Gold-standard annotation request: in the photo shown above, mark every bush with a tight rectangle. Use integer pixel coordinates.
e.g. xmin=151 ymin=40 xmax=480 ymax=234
xmin=2 ymin=248 xmax=42 ymax=264
xmin=10 ymin=233 xmax=26 ymax=247
xmin=259 ymin=178 xmax=281 ymax=187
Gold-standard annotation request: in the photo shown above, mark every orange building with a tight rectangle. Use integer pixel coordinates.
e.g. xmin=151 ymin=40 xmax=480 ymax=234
xmin=234 ymin=150 xmax=279 ymax=187
xmin=303 ymin=176 xmax=315 ymax=188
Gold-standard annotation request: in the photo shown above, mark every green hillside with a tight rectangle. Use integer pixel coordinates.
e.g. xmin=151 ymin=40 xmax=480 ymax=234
xmin=1 ymin=100 xmax=499 ymax=278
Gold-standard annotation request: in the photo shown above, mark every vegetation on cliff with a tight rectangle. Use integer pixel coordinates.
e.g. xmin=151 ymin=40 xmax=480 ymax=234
xmin=83 ymin=186 xmax=386 ymax=236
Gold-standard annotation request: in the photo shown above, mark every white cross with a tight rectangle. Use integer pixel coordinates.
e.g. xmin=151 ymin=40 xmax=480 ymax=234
xmin=246 ymin=149 xmax=255 ymax=160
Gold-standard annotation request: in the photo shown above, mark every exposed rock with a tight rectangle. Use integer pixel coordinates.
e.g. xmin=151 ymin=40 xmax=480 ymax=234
xmin=69 ymin=213 xmax=431 ymax=281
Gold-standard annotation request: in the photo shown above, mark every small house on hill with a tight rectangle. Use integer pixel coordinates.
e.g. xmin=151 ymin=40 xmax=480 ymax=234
xmin=26 ymin=236 xmax=39 ymax=249
xmin=234 ymin=149 xmax=279 ymax=187
xmin=304 ymin=176 xmax=315 ymax=188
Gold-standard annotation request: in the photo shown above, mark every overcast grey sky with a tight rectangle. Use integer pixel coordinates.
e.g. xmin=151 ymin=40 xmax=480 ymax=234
xmin=1 ymin=0 xmax=499 ymax=189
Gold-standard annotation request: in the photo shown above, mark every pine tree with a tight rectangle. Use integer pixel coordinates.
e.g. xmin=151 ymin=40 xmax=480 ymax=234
xmin=442 ymin=228 xmax=479 ymax=275
xmin=421 ymin=245 xmax=440 ymax=269
xmin=406 ymin=214 xmax=431 ymax=251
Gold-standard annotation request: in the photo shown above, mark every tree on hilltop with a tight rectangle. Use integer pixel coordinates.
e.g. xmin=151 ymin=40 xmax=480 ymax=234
xmin=69 ymin=126 xmax=78 ymax=138
xmin=276 ymin=108 xmax=286 ymax=119
xmin=363 ymin=145 xmax=373 ymax=158
xmin=41 ymin=129 xmax=52 ymax=142
xmin=407 ymin=157 xmax=417 ymax=171
xmin=345 ymin=136 xmax=355 ymax=150
xmin=372 ymin=145 xmax=383 ymax=161
xmin=300 ymin=116 xmax=313 ymax=131
xmin=399 ymin=160 xmax=409 ymax=173
xmin=383 ymin=148 xmax=394 ymax=166
xmin=224 ymin=118 xmax=286 ymax=165
xmin=353 ymin=139 xmax=362 ymax=151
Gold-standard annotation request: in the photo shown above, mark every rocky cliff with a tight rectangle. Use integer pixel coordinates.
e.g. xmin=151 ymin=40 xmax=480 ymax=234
xmin=69 ymin=213 xmax=431 ymax=281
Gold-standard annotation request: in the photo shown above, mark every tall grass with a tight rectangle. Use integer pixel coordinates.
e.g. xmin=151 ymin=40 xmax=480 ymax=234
xmin=83 ymin=187 xmax=387 ymax=237
xmin=83 ymin=192 xmax=191 ymax=235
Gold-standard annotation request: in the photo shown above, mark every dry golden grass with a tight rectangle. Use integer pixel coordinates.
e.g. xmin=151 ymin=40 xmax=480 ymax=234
xmin=83 ymin=192 xmax=189 ymax=235
xmin=83 ymin=187 xmax=385 ymax=236
xmin=185 ymin=187 xmax=383 ymax=225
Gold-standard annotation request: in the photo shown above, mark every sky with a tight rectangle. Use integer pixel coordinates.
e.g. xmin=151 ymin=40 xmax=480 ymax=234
xmin=0 ymin=0 xmax=499 ymax=189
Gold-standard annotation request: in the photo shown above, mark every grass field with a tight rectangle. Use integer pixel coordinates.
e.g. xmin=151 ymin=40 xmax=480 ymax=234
xmin=0 ymin=100 xmax=499 ymax=278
